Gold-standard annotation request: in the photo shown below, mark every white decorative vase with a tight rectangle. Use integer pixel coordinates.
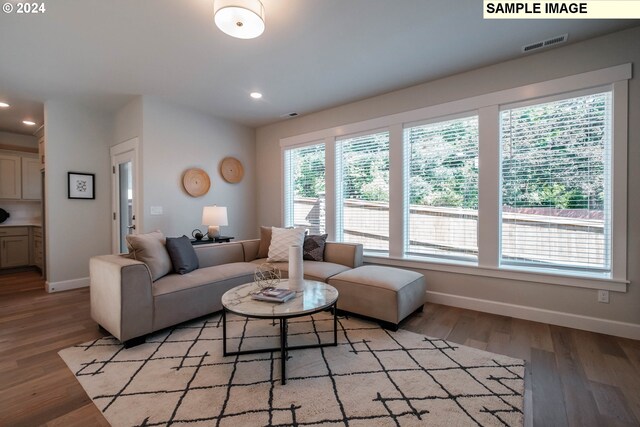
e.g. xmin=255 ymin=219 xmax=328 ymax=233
xmin=288 ymin=245 xmax=304 ymax=290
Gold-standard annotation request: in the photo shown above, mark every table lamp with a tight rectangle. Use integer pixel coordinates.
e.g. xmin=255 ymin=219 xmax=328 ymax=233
xmin=202 ymin=206 xmax=228 ymax=239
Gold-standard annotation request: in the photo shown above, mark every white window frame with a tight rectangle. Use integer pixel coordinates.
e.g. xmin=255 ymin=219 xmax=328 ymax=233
xmin=498 ymin=86 xmax=614 ymax=275
xmin=335 ymin=128 xmax=391 ymax=252
xmin=280 ymin=63 xmax=630 ymax=292
xmin=282 ymin=140 xmax=327 ymax=232
xmin=403 ymin=112 xmax=480 ymax=263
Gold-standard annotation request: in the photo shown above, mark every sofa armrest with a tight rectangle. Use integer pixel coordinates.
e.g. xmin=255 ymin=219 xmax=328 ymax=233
xmin=324 ymin=242 xmax=363 ymax=268
xmin=90 ymin=255 xmax=154 ymax=342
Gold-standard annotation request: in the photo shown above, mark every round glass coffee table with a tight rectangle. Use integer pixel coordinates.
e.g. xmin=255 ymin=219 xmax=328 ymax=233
xmin=221 ymin=280 xmax=339 ymax=384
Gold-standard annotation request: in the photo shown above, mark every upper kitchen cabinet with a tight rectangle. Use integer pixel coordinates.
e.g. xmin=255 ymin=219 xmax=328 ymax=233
xmin=0 ymin=152 xmax=40 ymax=200
xmin=21 ymin=157 xmax=41 ymax=199
xmin=0 ymin=154 xmax=21 ymax=199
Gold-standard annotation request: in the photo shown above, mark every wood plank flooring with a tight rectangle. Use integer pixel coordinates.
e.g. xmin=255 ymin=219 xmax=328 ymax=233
xmin=1 ymin=271 xmax=639 ymax=426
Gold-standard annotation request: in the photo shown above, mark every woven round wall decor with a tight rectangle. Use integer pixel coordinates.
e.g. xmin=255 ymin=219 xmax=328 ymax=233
xmin=182 ymin=168 xmax=211 ymax=197
xmin=220 ymin=157 xmax=244 ymax=184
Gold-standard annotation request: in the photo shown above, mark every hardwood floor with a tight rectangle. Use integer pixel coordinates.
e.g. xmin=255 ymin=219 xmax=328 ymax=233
xmin=1 ymin=270 xmax=639 ymax=426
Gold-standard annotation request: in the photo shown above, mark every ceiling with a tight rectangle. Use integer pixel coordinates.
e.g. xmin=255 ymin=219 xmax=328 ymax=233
xmin=0 ymin=0 xmax=636 ymax=133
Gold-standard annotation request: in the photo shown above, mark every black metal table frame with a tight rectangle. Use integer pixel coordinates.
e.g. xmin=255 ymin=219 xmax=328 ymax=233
xmin=222 ymin=301 xmax=338 ymax=385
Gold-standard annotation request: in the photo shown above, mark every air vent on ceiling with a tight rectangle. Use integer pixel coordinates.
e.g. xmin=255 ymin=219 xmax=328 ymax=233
xmin=522 ymin=33 xmax=568 ymax=53
xmin=280 ymin=112 xmax=299 ymax=118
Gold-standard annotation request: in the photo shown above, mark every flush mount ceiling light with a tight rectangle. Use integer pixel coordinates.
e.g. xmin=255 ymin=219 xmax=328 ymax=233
xmin=23 ymin=120 xmax=36 ymax=126
xmin=214 ymin=0 xmax=265 ymax=39
xmin=250 ymin=92 xmax=262 ymax=99
xmin=0 ymin=102 xmax=9 ymax=108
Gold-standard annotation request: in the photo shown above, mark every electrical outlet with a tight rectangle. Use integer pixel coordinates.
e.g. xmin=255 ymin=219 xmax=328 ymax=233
xmin=597 ymin=290 xmax=609 ymax=304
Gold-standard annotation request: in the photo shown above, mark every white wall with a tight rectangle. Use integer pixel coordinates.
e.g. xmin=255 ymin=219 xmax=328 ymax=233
xmin=255 ymin=27 xmax=640 ymax=332
xmin=42 ymin=95 xmax=255 ymax=290
xmin=44 ymin=101 xmax=112 ymax=288
xmin=113 ymin=96 xmax=142 ymax=146
xmin=140 ymin=97 xmax=256 ymax=239
xmin=0 ymin=131 xmax=37 ymax=149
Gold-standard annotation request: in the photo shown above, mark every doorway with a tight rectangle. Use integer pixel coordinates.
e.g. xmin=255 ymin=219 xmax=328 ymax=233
xmin=110 ymin=138 xmax=139 ymax=254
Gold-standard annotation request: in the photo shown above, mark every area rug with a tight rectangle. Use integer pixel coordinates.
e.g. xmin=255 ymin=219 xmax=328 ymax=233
xmin=59 ymin=313 xmax=525 ymax=426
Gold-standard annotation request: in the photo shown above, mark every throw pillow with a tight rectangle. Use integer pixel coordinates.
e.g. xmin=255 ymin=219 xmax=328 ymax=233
xmin=257 ymin=226 xmax=272 ymax=259
xmin=126 ymin=231 xmax=172 ymax=281
xmin=303 ymin=234 xmax=328 ymax=261
xmin=267 ymin=227 xmax=305 ymax=262
xmin=165 ymin=235 xmax=199 ymax=274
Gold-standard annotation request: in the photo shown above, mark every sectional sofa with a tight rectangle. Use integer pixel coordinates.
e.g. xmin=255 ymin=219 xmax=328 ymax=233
xmin=90 ymin=238 xmax=426 ymax=347
xmin=90 ymin=239 xmax=363 ymax=346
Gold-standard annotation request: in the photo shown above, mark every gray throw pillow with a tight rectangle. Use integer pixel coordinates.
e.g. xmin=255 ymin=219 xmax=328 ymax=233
xmin=303 ymin=234 xmax=328 ymax=261
xmin=166 ymin=235 xmax=199 ymax=274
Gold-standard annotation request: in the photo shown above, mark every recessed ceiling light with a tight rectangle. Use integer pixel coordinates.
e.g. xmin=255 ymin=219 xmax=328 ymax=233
xmin=23 ymin=120 xmax=36 ymax=126
xmin=250 ymin=92 xmax=262 ymax=99
xmin=0 ymin=102 xmax=10 ymax=108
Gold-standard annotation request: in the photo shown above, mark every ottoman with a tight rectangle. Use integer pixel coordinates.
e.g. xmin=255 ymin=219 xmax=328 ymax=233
xmin=328 ymin=265 xmax=426 ymax=330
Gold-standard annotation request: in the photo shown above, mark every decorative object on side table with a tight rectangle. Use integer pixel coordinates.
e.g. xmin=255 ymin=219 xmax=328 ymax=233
xmin=220 ymin=157 xmax=244 ymax=183
xmin=182 ymin=168 xmax=211 ymax=197
xmin=192 ymin=228 xmax=204 ymax=241
xmin=288 ymin=245 xmax=304 ymax=290
xmin=253 ymin=262 xmax=281 ymax=289
xmin=68 ymin=172 xmax=95 ymax=199
xmin=202 ymin=205 xmax=228 ymax=238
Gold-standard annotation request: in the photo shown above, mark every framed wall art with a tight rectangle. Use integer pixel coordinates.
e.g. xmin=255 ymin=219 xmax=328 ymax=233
xmin=68 ymin=172 xmax=95 ymax=200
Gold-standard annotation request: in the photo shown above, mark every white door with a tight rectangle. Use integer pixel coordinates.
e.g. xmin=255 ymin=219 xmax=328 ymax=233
xmin=111 ymin=138 xmax=139 ymax=254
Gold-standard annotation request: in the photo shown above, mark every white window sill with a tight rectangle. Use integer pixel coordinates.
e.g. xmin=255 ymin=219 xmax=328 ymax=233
xmin=363 ymin=254 xmax=629 ymax=292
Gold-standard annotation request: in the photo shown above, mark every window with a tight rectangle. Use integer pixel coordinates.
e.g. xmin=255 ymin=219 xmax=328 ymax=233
xmin=500 ymin=91 xmax=612 ymax=273
xmin=284 ymin=143 xmax=326 ymax=234
xmin=280 ymin=64 xmax=628 ymax=287
xmin=336 ymin=131 xmax=390 ymax=252
xmin=404 ymin=116 xmax=479 ymax=261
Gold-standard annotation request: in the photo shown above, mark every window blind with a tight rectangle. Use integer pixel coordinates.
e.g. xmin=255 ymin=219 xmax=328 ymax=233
xmin=284 ymin=143 xmax=326 ymax=234
xmin=500 ymin=91 xmax=611 ymax=272
xmin=404 ymin=116 xmax=479 ymax=260
xmin=336 ymin=131 xmax=390 ymax=252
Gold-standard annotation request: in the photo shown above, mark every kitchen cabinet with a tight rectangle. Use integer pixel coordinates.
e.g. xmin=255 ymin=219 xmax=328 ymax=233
xmin=0 ymin=154 xmax=21 ymax=199
xmin=0 ymin=152 xmax=40 ymax=200
xmin=32 ymin=227 xmax=43 ymax=270
xmin=21 ymin=157 xmax=41 ymax=199
xmin=0 ymin=227 xmax=30 ymax=268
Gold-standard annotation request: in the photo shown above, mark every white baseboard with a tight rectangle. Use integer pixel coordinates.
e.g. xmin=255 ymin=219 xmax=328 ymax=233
xmin=426 ymin=290 xmax=640 ymax=340
xmin=46 ymin=277 xmax=90 ymax=293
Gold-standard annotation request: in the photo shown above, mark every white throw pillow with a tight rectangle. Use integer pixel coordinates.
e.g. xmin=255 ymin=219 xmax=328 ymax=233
xmin=268 ymin=227 xmax=306 ymax=262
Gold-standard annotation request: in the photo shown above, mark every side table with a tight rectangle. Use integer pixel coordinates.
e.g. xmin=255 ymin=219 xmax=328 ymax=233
xmin=190 ymin=236 xmax=234 ymax=245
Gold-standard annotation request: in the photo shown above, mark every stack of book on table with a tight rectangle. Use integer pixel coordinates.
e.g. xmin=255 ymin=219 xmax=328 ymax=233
xmin=252 ymin=287 xmax=296 ymax=303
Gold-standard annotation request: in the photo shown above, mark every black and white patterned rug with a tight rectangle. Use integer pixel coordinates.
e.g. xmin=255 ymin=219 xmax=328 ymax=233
xmin=59 ymin=312 xmax=525 ymax=426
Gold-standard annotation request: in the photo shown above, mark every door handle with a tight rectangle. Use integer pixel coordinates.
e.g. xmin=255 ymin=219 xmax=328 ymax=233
xmin=127 ymin=225 xmax=136 ymax=230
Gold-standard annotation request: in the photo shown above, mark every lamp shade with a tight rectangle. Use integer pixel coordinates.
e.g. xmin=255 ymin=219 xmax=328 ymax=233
xmin=202 ymin=206 xmax=229 ymax=226
xmin=214 ymin=0 xmax=265 ymax=39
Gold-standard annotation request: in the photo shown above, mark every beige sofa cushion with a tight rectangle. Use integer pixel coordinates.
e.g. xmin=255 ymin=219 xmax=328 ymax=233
xmin=126 ymin=231 xmax=172 ymax=281
xmin=257 ymin=226 xmax=272 ymax=259
xmin=251 ymin=258 xmax=350 ymax=282
xmin=194 ymin=242 xmax=245 ymax=268
xmin=153 ymin=262 xmax=256 ymax=296
xmin=328 ymin=265 xmax=426 ymax=324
